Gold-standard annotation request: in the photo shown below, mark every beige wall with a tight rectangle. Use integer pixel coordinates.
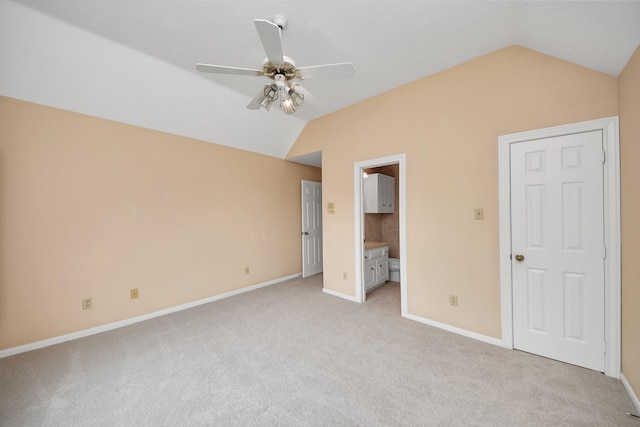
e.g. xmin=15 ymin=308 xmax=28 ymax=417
xmin=287 ymin=45 xmax=618 ymax=339
xmin=0 ymin=96 xmax=321 ymax=350
xmin=619 ymin=45 xmax=640 ymax=400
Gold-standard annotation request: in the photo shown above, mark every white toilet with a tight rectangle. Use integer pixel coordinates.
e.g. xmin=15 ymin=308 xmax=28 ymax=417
xmin=389 ymin=258 xmax=401 ymax=282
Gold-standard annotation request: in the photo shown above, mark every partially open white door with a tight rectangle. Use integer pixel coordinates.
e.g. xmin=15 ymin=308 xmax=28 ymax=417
xmin=302 ymin=180 xmax=323 ymax=277
xmin=511 ymin=131 xmax=605 ymax=371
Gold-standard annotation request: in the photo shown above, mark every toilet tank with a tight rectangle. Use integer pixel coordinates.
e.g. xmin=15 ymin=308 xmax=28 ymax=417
xmin=388 ymin=258 xmax=400 ymax=282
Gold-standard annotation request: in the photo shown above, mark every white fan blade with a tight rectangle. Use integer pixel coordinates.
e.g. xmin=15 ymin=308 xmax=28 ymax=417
xmin=246 ymin=90 xmax=263 ymax=110
xmin=297 ymin=62 xmax=355 ymax=79
xmin=196 ymin=63 xmax=263 ymax=76
xmin=254 ymin=19 xmax=284 ymax=64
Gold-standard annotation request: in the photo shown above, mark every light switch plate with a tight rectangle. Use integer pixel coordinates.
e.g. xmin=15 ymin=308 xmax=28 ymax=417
xmin=327 ymin=202 xmax=335 ymax=215
xmin=474 ymin=208 xmax=484 ymax=220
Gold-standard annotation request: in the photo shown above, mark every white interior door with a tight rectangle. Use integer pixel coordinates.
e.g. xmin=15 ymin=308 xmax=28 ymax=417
xmin=511 ymin=130 xmax=605 ymax=371
xmin=302 ymin=180 xmax=323 ymax=278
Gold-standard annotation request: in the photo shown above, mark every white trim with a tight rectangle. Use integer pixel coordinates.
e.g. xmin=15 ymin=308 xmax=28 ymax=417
xmin=404 ymin=313 xmax=505 ymax=348
xmin=498 ymin=116 xmax=621 ymax=377
xmin=322 ymin=287 xmax=361 ymax=303
xmin=353 ymin=163 xmax=363 ymax=303
xmin=621 ymin=373 xmax=640 ymax=413
xmin=0 ymin=273 xmax=301 ymax=359
xmin=354 ymin=154 xmax=407 ymax=315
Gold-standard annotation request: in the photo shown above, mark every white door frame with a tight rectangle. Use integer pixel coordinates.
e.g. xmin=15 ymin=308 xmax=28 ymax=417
xmin=498 ymin=116 xmax=620 ymax=377
xmin=354 ymin=154 xmax=407 ymax=315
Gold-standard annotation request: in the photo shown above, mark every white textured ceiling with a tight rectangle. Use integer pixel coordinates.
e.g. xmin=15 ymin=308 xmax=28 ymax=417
xmin=2 ymin=1 xmax=640 ymax=160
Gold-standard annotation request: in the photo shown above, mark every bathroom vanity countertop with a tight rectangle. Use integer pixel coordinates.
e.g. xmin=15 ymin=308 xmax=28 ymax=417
xmin=364 ymin=241 xmax=388 ymax=250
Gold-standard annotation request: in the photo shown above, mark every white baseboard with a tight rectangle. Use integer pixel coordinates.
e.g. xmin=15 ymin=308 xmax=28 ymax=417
xmin=322 ymin=287 xmax=361 ymax=303
xmin=0 ymin=273 xmax=301 ymax=359
xmin=403 ymin=312 xmax=505 ymax=348
xmin=621 ymin=372 xmax=640 ymax=413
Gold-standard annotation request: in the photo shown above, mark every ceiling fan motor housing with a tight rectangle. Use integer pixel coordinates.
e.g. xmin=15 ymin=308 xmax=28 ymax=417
xmin=272 ymin=15 xmax=288 ymax=29
xmin=262 ymin=56 xmax=301 ymax=80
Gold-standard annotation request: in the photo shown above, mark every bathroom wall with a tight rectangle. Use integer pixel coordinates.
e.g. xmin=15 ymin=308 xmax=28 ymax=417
xmin=364 ymin=214 xmax=383 ymax=243
xmin=364 ymin=164 xmax=400 ymax=258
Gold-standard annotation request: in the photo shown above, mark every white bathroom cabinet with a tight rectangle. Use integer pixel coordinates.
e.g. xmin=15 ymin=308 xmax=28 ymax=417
xmin=363 ymin=173 xmax=395 ymax=213
xmin=364 ymin=244 xmax=389 ymax=291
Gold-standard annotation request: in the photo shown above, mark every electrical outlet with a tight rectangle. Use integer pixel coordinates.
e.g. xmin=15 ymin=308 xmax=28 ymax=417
xmin=449 ymin=295 xmax=458 ymax=306
xmin=130 ymin=288 xmax=139 ymax=299
xmin=245 ymin=266 xmax=250 ymax=275
xmin=82 ymin=298 xmax=92 ymax=310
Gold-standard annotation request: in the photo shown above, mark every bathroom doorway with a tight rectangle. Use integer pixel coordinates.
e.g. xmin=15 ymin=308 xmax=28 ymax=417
xmin=354 ymin=154 xmax=407 ymax=315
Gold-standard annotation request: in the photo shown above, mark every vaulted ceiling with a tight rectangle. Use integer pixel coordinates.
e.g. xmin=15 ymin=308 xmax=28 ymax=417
xmin=2 ymin=1 xmax=640 ymax=160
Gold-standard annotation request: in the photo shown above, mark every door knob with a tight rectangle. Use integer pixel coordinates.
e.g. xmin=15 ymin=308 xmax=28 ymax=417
xmin=302 ymin=231 xmax=309 ymax=235
xmin=514 ymin=254 xmax=525 ymax=262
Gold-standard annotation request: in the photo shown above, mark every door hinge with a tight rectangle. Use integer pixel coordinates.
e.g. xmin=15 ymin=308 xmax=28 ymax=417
xmin=604 ymin=340 xmax=607 ymax=353
xmin=602 ymin=150 xmax=606 ymax=163
xmin=603 ymin=246 xmax=607 ymax=259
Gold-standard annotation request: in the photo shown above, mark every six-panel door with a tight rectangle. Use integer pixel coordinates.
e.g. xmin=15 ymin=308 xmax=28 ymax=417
xmin=302 ymin=181 xmax=323 ymax=278
xmin=510 ymin=130 xmax=605 ymax=372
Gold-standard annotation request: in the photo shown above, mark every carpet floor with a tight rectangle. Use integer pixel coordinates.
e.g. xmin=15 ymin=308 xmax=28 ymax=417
xmin=1 ymin=274 xmax=637 ymax=426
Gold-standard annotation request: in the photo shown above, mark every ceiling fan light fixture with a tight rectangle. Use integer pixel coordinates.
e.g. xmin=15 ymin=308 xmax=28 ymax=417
xmin=281 ymin=97 xmax=296 ymax=114
xmin=281 ymin=81 xmax=304 ymax=114
xmin=259 ymin=97 xmax=273 ymax=111
xmin=258 ymin=83 xmax=278 ymax=111
xmin=288 ymin=84 xmax=304 ymax=107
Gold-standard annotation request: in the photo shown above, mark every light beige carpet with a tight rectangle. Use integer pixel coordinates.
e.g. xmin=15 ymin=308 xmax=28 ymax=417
xmin=1 ymin=274 xmax=637 ymax=426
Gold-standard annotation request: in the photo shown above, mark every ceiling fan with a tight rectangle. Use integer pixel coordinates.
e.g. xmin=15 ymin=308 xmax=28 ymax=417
xmin=196 ymin=15 xmax=355 ymax=115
